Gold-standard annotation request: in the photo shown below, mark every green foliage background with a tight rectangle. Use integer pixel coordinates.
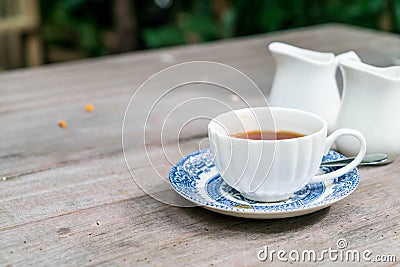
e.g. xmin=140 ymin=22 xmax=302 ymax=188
xmin=40 ymin=0 xmax=400 ymax=58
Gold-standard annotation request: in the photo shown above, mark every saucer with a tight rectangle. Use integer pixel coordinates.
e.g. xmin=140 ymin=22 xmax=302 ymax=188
xmin=169 ymin=149 xmax=360 ymax=219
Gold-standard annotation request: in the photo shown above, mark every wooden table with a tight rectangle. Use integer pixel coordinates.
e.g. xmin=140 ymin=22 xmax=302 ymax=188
xmin=1 ymin=24 xmax=399 ymax=266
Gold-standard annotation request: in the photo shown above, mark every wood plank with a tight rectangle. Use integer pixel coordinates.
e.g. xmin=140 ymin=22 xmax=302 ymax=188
xmin=0 ymin=138 xmax=204 ymax=229
xmin=0 ymin=162 xmax=399 ymax=266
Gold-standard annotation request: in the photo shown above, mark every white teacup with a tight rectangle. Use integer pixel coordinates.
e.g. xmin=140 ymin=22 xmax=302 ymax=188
xmin=208 ymin=107 xmax=366 ymax=202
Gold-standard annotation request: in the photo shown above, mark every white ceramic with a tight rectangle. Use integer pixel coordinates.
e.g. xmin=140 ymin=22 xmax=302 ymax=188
xmin=169 ymin=149 xmax=360 ymax=219
xmin=208 ymin=107 xmax=366 ymax=202
xmin=335 ymin=59 xmax=400 ymax=161
xmin=268 ymin=42 xmax=360 ymax=131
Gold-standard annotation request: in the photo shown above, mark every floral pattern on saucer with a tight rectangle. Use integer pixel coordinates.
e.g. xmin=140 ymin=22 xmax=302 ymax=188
xmin=169 ymin=149 xmax=360 ymax=218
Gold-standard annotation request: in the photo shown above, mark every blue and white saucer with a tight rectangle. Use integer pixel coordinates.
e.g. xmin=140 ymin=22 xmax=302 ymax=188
xmin=169 ymin=149 xmax=360 ymax=219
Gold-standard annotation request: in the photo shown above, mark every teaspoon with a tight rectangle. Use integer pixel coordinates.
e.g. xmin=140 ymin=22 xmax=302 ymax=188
xmin=320 ymin=153 xmax=388 ymax=167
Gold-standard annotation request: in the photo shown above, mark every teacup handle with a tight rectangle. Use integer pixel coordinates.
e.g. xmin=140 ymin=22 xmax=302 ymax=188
xmin=310 ymin=129 xmax=366 ymax=184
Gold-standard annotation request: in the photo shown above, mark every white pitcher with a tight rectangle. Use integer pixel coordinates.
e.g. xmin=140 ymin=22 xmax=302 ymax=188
xmin=335 ymin=59 xmax=400 ymax=161
xmin=268 ymin=42 xmax=360 ymax=131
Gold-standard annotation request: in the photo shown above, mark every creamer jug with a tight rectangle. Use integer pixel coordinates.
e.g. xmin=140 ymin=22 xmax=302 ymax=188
xmin=268 ymin=42 xmax=360 ymax=131
xmin=335 ymin=59 xmax=400 ymax=161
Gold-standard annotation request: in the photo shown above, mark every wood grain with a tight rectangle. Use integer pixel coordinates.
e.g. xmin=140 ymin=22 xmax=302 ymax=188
xmin=0 ymin=24 xmax=399 ymax=266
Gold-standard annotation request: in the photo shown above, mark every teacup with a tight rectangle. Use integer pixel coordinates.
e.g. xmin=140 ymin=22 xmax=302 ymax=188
xmin=208 ymin=107 xmax=366 ymax=202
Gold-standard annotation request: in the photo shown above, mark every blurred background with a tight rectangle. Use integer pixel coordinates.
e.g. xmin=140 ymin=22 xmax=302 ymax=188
xmin=0 ymin=0 xmax=399 ymax=70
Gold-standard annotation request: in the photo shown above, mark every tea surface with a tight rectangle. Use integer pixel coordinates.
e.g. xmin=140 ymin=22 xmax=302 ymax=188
xmin=231 ymin=130 xmax=305 ymax=140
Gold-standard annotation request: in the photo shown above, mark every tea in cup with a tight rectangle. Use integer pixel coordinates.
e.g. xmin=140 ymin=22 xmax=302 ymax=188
xmin=208 ymin=107 xmax=366 ymax=202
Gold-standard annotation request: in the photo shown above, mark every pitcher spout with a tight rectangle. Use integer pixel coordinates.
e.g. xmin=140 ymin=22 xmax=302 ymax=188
xmin=268 ymin=42 xmax=336 ymax=66
xmin=339 ymin=59 xmax=400 ymax=83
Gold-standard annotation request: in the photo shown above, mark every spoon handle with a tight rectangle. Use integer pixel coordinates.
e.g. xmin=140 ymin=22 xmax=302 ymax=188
xmin=320 ymin=153 xmax=388 ymax=167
